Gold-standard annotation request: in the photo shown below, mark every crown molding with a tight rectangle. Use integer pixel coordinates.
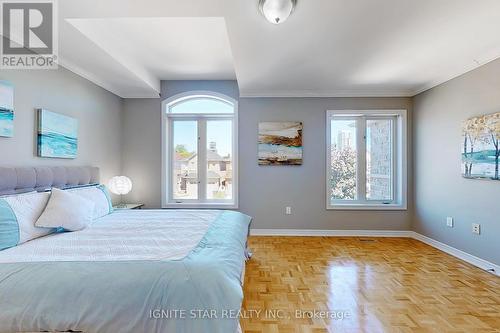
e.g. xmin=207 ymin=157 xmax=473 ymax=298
xmin=411 ymin=54 xmax=500 ymax=96
xmin=59 ymin=58 xmax=126 ymax=98
xmin=239 ymin=90 xmax=414 ymax=98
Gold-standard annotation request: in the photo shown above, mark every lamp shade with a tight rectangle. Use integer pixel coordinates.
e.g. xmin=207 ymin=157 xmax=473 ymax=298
xmin=259 ymin=0 xmax=297 ymax=25
xmin=108 ymin=176 xmax=132 ymax=195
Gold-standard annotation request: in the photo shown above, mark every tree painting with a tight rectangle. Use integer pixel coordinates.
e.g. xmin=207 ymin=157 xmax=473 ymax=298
xmin=462 ymin=112 xmax=500 ymax=180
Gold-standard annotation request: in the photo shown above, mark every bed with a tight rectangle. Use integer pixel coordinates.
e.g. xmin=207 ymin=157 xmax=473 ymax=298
xmin=0 ymin=167 xmax=251 ymax=333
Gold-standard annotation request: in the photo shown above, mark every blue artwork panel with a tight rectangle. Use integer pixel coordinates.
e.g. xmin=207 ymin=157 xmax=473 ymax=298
xmin=37 ymin=109 xmax=78 ymax=159
xmin=0 ymin=81 xmax=14 ymax=138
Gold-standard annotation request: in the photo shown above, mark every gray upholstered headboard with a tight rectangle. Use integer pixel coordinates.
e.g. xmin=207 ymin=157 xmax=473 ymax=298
xmin=0 ymin=166 xmax=100 ymax=196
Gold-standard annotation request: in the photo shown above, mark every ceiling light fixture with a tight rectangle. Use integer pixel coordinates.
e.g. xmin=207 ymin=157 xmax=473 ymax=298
xmin=259 ymin=0 xmax=297 ymax=25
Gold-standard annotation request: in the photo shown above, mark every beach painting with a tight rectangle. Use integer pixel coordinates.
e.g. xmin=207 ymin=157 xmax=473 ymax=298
xmin=462 ymin=112 xmax=500 ymax=180
xmin=258 ymin=122 xmax=303 ymax=165
xmin=37 ymin=109 xmax=78 ymax=159
xmin=0 ymin=81 xmax=14 ymax=137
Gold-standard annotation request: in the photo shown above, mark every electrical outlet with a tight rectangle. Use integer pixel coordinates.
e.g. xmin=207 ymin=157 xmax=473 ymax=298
xmin=472 ymin=223 xmax=480 ymax=235
xmin=285 ymin=206 xmax=292 ymax=215
xmin=446 ymin=217 xmax=454 ymax=228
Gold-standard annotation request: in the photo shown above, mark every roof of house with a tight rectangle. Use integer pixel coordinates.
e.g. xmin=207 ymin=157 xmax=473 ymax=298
xmin=175 ymin=152 xmax=194 ymax=161
xmin=184 ymin=151 xmax=230 ymax=162
xmin=183 ymin=170 xmax=221 ymax=179
xmin=207 ymin=150 xmax=224 ymax=162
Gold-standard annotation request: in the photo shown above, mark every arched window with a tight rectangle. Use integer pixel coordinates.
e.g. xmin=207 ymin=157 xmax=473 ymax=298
xmin=162 ymin=92 xmax=238 ymax=208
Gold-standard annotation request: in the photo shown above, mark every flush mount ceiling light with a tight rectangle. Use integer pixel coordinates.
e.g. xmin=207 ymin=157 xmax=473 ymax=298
xmin=259 ymin=0 xmax=297 ymax=25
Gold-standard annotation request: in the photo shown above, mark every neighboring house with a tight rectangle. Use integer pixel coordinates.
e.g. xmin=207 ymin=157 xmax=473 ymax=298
xmin=174 ymin=142 xmax=232 ymax=198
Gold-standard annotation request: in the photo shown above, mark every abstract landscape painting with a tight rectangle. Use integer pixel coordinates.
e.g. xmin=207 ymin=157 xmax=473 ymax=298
xmin=37 ymin=109 xmax=78 ymax=159
xmin=0 ymin=81 xmax=14 ymax=137
xmin=462 ymin=112 xmax=499 ymax=180
xmin=258 ymin=122 xmax=303 ymax=165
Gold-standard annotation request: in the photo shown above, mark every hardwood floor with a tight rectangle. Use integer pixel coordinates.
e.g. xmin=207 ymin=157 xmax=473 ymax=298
xmin=241 ymin=236 xmax=500 ymax=333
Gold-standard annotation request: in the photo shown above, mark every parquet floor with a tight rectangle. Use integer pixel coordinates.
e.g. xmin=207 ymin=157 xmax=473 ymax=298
xmin=240 ymin=236 xmax=500 ymax=333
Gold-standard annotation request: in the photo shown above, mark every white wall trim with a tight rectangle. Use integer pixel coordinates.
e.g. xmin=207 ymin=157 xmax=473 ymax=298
xmin=410 ymin=54 xmax=500 ymax=96
xmin=60 ymin=58 xmax=126 ymax=98
xmin=250 ymin=229 xmax=413 ymax=237
xmin=325 ymin=109 xmax=408 ymax=211
xmin=249 ymin=229 xmax=500 ymax=276
xmin=161 ymin=91 xmax=239 ymax=209
xmin=410 ymin=232 xmax=500 ymax=277
xmin=239 ymin=90 xmax=414 ymax=98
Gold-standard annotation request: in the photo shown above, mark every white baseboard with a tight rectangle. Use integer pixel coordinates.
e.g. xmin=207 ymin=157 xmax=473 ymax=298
xmin=410 ymin=232 xmax=500 ymax=277
xmin=250 ymin=229 xmax=413 ymax=237
xmin=250 ymin=228 xmax=500 ymax=276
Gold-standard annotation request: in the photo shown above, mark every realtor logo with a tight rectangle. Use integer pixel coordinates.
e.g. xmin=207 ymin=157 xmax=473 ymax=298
xmin=0 ymin=0 xmax=58 ymax=69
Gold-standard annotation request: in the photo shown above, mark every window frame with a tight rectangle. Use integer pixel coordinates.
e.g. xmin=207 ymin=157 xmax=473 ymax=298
xmin=326 ymin=109 xmax=407 ymax=210
xmin=161 ymin=91 xmax=238 ymax=209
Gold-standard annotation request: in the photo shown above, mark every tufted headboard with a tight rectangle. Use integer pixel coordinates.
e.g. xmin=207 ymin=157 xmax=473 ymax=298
xmin=0 ymin=166 xmax=100 ymax=196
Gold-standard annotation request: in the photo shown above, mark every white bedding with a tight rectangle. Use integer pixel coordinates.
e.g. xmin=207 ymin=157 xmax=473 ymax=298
xmin=0 ymin=209 xmax=222 ymax=263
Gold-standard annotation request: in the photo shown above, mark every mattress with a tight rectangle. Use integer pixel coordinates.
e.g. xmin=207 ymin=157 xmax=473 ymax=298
xmin=0 ymin=209 xmax=252 ymax=333
xmin=0 ymin=209 xmax=221 ymax=262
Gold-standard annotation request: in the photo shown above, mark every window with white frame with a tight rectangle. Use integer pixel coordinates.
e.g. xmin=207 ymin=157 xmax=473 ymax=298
xmin=162 ymin=92 xmax=238 ymax=208
xmin=326 ymin=110 xmax=407 ymax=210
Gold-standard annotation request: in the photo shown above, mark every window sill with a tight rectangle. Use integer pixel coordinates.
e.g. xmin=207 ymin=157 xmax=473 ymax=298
xmin=162 ymin=202 xmax=238 ymax=210
xmin=327 ymin=203 xmax=407 ymax=211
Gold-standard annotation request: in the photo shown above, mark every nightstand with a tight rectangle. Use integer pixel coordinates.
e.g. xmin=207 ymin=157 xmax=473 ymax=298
xmin=113 ymin=203 xmax=144 ymax=210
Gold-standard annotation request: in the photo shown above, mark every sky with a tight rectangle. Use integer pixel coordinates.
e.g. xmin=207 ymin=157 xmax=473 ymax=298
xmin=331 ymin=119 xmax=356 ymax=149
xmin=173 ymin=120 xmax=232 ymax=157
xmin=171 ymin=98 xmax=233 ymax=114
xmin=171 ymin=98 xmax=234 ymax=157
xmin=331 ymin=119 xmax=391 ymax=151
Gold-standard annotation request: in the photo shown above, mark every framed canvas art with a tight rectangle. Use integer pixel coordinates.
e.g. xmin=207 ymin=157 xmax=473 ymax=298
xmin=258 ymin=122 xmax=303 ymax=165
xmin=462 ymin=112 xmax=499 ymax=180
xmin=37 ymin=109 xmax=78 ymax=159
xmin=0 ymin=81 xmax=14 ymax=137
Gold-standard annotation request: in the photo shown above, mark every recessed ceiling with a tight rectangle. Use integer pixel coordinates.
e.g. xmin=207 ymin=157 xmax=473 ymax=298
xmin=55 ymin=0 xmax=500 ymax=98
xmin=67 ymin=17 xmax=235 ymax=98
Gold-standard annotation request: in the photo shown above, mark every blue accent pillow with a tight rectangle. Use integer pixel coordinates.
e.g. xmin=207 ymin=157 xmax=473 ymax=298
xmin=97 ymin=185 xmax=114 ymax=214
xmin=0 ymin=199 xmax=20 ymax=251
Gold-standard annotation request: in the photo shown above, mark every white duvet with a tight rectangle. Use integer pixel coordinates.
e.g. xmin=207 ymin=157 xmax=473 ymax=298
xmin=0 ymin=209 xmax=222 ymax=263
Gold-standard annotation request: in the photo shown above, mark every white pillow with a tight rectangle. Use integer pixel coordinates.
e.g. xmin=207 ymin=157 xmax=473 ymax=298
xmin=36 ymin=188 xmax=95 ymax=231
xmin=2 ymin=191 xmax=55 ymax=245
xmin=68 ymin=185 xmax=113 ymax=220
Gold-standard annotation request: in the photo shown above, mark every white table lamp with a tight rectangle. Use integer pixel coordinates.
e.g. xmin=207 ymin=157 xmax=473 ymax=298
xmin=108 ymin=176 xmax=132 ymax=207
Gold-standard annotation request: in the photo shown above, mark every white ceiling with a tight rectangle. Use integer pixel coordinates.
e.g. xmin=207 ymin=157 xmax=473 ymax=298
xmin=55 ymin=0 xmax=500 ymax=98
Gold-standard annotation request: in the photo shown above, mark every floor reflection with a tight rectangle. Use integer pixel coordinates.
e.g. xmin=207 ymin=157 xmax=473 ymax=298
xmin=241 ymin=236 xmax=500 ymax=333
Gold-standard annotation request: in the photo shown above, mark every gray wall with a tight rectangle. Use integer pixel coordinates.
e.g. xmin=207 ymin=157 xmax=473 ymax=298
xmin=161 ymin=80 xmax=239 ymax=101
xmin=413 ymin=58 xmax=500 ymax=265
xmin=0 ymin=67 xmax=123 ymax=202
xmin=240 ymin=97 xmax=412 ymax=230
xmin=123 ymin=80 xmax=413 ymax=231
xmin=122 ymin=81 xmax=238 ymax=208
xmin=5 ymin=62 xmax=498 ymax=264
xmin=122 ymin=98 xmax=162 ymax=207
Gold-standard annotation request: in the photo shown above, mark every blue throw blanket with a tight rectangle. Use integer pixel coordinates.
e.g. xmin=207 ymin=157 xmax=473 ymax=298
xmin=0 ymin=210 xmax=251 ymax=333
